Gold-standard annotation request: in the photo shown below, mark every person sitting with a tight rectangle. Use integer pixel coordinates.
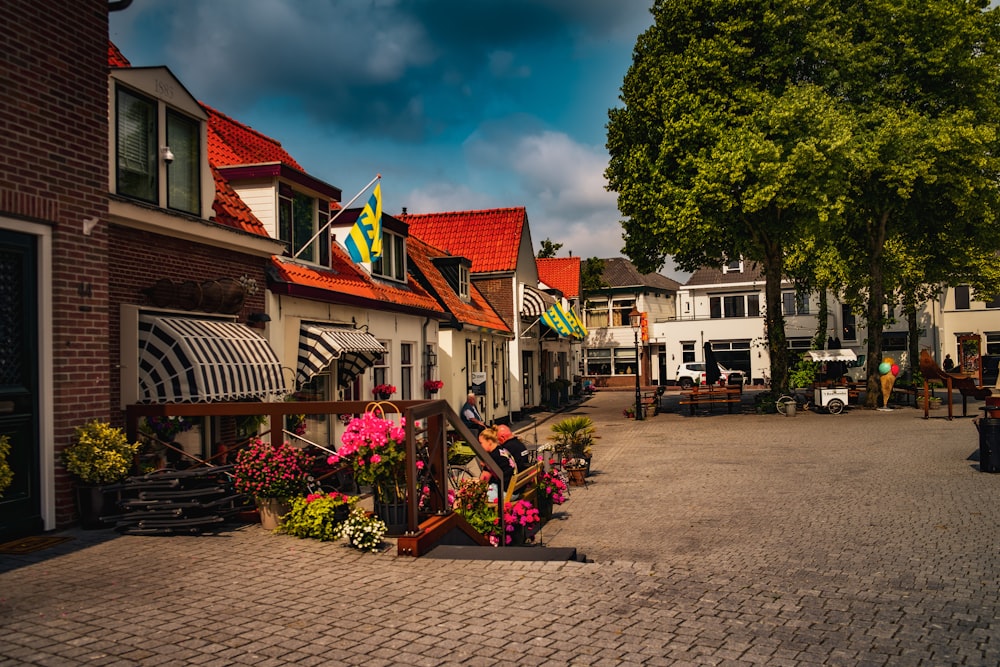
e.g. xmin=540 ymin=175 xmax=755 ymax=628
xmin=460 ymin=393 xmax=487 ymax=436
xmin=943 ymin=354 xmax=955 ymax=372
xmin=496 ymin=424 xmax=530 ymax=471
xmin=477 ymin=427 xmax=515 ymax=502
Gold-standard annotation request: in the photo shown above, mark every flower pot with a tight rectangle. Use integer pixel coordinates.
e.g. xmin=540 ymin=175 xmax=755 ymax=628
xmin=536 ymin=494 xmax=553 ymax=520
xmin=986 ymin=396 xmax=1000 ymax=418
xmin=374 ymin=497 xmax=407 ymax=536
xmin=256 ymin=498 xmax=291 ymax=530
xmin=75 ymin=485 xmax=119 ymax=529
xmin=565 ymin=466 xmax=587 ymax=487
xmin=376 ymin=393 xmax=391 ymax=401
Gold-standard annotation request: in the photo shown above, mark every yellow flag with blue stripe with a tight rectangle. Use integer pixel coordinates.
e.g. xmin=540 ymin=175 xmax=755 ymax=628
xmin=566 ymin=307 xmax=588 ymax=339
xmin=541 ymin=303 xmax=574 ymax=337
xmin=345 ymin=182 xmax=382 ymax=263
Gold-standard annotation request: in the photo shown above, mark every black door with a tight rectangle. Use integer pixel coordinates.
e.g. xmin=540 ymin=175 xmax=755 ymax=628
xmin=0 ymin=230 xmax=42 ymax=539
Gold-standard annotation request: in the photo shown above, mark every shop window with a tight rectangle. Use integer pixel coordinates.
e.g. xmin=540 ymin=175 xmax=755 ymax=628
xmin=585 ymin=348 xmax=611 ymax=375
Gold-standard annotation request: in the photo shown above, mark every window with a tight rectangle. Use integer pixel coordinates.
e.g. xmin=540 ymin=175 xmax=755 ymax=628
xmin=682 ymin=342 xmax=695 ymax=363
xmin=722 ymin=259 xmax=742 ymax=273
xmin=458 ymin=264 xmax=470 ymax=299
xmin=782 ymin=292 xmax=809 ymax=316
xmin=611 ymin=299 xmax=635 ymax=326
xmin=710 ymin=294 xmax=758 ymax=319
xmin=613 ymin=348 xmax=637 ymax=375
xmin=882 ymin=332 xmax=907 ymax=351
xmin=955 ymin=285 xmax=970 ymax=310
xmin=400 ymin=343 xmax=413 ymax=400
xmin=842 ymin=305 xmax=857 ymax=341
xmin=116 ymin=87 xmax=157 ymax=204
xmin=586 ymin=300 xmax=609 ymax=328
xmin=373 ymin=230 xmax=406 ymax=281
xmin=279 ymin=185 xmax=319 ymax=262
xmin=373 ymin=341 xmax=390 ymax=388
xmin=586 ymin=348 xmax=611 ymax=375
xmin=165 ymin=110 xmax=200 ymax=214
xmin=986 ymin=294 xmax=1000 ymax=309
xmin=115 ymin=84 xmax=201 ymax=216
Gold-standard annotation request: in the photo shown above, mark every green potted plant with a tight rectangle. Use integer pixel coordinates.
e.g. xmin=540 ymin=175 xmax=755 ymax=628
xmin=232 ymin=438 xmax=311 ymax=530
xmin=63 ymin=420 xmax=141 ymax=528
xmin=277 ymin=491 xmax=357 ymax=540
xmin=548 ymin=416 xmax=596 ymax=476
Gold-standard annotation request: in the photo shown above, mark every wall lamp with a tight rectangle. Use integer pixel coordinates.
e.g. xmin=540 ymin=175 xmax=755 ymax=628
xmin=161 ymin=146 xmax=175 ymax=163
xmin=247 ymin=312 xmax=271 ymax=324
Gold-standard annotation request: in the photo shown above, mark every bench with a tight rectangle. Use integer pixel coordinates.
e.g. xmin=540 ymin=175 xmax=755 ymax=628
xmin=678 ymin=388 xmax=742 ymax=415
xmin=640 ymin=389 xmax=662 ymax=417
xmin=890 ymin=386 xmax=917 ymax=407
xmin=504 ymin=462 xmax=541 ymax=505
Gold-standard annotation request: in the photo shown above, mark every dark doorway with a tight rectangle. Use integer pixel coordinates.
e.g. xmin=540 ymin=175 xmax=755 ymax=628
xmin=0 ymin=230 xmax=43 ymax=539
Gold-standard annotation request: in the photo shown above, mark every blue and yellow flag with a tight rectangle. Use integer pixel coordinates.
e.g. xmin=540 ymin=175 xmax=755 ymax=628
xmin=566 ymin=307 xmax=588 ymax=339
xmin=345 ymin=182 xmax=382 ymax=263
xmin=541 ymin=303 xmax=574 ymax=337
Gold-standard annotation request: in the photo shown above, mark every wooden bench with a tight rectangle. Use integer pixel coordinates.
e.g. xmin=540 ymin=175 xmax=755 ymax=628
xmin=640 ymin=391 xmax=659 ymax=417
xmin=504 ymin=462 xmax=541 ymax=505
xmin=890 ymin=386 xmax=918 ymax=406
xmin=678 ymin=388 xmax=742 ymax=415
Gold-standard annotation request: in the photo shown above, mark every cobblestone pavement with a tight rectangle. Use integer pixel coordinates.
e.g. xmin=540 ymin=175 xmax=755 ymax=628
xmin=2 ymin=391 xmax=998 ymax=666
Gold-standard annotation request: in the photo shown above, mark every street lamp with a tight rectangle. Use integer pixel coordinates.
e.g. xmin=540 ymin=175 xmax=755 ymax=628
xmin=629 ymin=306 xmax=643 ymax=421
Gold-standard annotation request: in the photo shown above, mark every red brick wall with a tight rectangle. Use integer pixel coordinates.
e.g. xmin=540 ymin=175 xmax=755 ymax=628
xmin=472 ymin=277 xmax=514 ymax=329
xmin=0 ymin=0 xmax=110 ymax=527
xmin=108 ymin=224 xmax=272 ymax=412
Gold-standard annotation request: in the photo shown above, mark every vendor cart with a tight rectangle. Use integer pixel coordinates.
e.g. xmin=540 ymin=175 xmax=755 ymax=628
xmin=805 ymin=350 xmax=858 ymax=415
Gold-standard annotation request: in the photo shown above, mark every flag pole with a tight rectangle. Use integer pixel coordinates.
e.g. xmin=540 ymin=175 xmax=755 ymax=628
xmin=292 ymin=173 xmax=381 ymax=261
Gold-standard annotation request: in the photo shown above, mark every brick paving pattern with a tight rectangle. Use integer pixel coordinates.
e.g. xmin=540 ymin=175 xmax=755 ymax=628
xmin=1 ymin=390 xmax=998 ymax=665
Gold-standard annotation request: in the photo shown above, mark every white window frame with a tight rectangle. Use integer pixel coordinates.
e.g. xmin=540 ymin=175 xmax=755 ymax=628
xmin=458 ymin=264 xmax=470 ymax=299
xmin=373 ymin=230 xmax=406 ymax=281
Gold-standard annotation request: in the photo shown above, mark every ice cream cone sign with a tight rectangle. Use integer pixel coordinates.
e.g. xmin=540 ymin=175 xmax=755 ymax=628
xmin=879 ymin=356 xmax=898 ymax=408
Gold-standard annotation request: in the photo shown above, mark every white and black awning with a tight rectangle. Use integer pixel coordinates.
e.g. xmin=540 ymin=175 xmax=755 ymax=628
xmin=137 ymin=315 xmax=288 ymax=403
xmin=521 ymin=284 xmax=555 ymax=318
xmin=296 ymin=324 xmax=386 ymax=388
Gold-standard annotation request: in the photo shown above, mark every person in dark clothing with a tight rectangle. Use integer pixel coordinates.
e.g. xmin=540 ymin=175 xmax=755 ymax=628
xmin=943 ymin=354 xmax=955 ymax=372
xmin=496 ymin=424 xmax=531 ymax=472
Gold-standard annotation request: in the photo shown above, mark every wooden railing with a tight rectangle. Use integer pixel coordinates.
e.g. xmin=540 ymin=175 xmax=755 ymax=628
xmin=124 ymin=399 xmax=503 ymax=553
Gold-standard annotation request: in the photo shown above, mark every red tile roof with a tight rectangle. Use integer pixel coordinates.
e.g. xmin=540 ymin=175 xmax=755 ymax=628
xmin=406 ymin=236 xmax=511 ymax=333
xmin=269 ymin=246 xmax=445 ymax=317
xmin=402 ymin=208 xmax=527 ymax=274
xmin=204 ymin=104 xmax=304 ymax=170
xmin=211 ymin=166 xmax=270 ymax=237
xmin=537 ymin=257 xmax=581 ymax=299
xmin=108 ymin=42 xmax=130 ymax=68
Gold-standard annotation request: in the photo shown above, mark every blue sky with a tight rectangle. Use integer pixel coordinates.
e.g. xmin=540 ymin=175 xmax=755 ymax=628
xmin=109 ymin=1 xmax=680 ymax=275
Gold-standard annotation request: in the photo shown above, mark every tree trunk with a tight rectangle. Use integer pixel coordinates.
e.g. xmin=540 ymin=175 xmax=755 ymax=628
xmin=864 ymin=211 xmax=890 ymax=408
xmin=813 ymin=289 xmax=829 ymax=350
xmin=763 ymin=244 xmax=789 ymax=394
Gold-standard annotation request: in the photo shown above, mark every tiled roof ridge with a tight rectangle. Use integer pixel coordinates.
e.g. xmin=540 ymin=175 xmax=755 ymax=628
xmin=202 ymin=103 xmax=290 ymax=154
xmin=402 ymin=206 xmax=526 ymax=219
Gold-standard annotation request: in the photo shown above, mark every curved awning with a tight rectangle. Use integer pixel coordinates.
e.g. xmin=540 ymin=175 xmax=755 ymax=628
xmin=296 ymin=324 xmax=386 ymax=388
xmin=806 ymin=349 xmax=858 ymax=363
xmin=520 ymin=284 xmax=555 ymax=317
xmin=138 ymin=315 xmax=287 ymax=403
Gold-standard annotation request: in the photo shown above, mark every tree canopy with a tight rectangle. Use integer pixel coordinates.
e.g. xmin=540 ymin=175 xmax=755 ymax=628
xmin=607 ymin=0 xmax=1000 ymax=397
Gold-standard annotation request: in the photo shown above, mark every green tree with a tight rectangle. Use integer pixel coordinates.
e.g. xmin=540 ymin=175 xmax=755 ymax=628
xmin=581 ymin=257 xmax=607 ymax=292
xmin=606 ymin=0 xmax=851 ymax=393
xmin=537 ymin=238 xmax=563 ymax=258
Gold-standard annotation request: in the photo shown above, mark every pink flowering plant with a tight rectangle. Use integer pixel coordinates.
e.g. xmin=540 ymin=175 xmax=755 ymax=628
xmin=500 ymin=499 xmax=541 ymax=545
xmin=451 ymin=478 xmax=541 ymax=546
xmin=329 ymin=412 xmax=408 ymax=501
xmin=538 ymin=469 xmax=568 ymax=505
xmin=232 ymin=438 xmax=310 ymax=500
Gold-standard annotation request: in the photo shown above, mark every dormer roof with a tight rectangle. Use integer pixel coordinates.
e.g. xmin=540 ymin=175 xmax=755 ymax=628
xmin=269 ymin=246 xmax=446 ymax=319
xmin=406 ymin=236 xmax=511 ymax=334
xmin=600 ymin=257 xmax=681 ymax=291
xmin=403 ymin=207 xmax=528 ymax=274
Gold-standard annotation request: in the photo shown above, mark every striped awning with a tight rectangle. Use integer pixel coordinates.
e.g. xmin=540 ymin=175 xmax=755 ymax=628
xmin=296 ymin=324 xmax=386 ymax=388
xmin=521 ymin=284 xmax=556 ymax=317
xmin=138 ymin=315 xmax=287 ymax=403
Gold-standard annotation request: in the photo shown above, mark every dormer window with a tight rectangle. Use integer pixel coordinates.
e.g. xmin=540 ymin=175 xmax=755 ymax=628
xmin=115 ymin=85 xmax=201 ymax=215
xmin=373 ymin=230 xmax=406 ymax=281
xmin=722 ymin=258 xmax=743 ymax=273
xmin=458 ymin=264 xmax=470 ymax=299
xmin=279 ymin=184 xmax=330 ymax=264
xmin=111 ymin=67 xmax=210 ymax=219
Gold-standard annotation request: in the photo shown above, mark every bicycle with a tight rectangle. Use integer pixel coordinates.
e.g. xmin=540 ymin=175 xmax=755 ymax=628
xmin=775 ymin=391 xmax=811 ymax=415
